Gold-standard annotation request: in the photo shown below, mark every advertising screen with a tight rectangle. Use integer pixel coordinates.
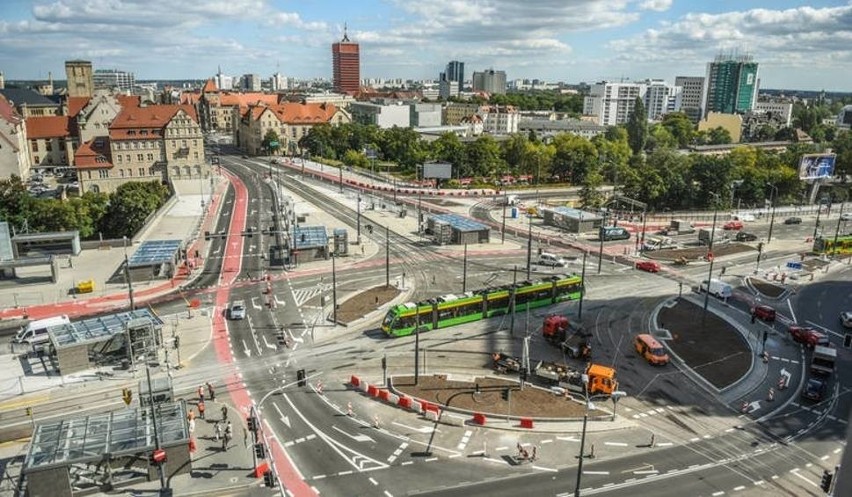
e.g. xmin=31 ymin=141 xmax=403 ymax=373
xmin=798 ymin=154 xmax=836 ymax=180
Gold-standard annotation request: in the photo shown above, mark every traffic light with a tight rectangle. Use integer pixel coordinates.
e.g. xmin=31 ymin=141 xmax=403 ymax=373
xmin=757 ymin=242 xmax=764 ymax=253
xmin=844 ymin=334 xmax=852 ymax=349
xmin=502 ymin=388 xmax=511 ymax=401
xmin=173 ymin=336 xmax=180 ymax=350
xmin=122 ymin=388 xmax=133 ymax=406
xmin=820 ymin=469 xmax=833 ymax=492
xmin=204 ymin=231 xmax=211 ymax=241
xmin=247 ymin=416 xmax=257 ymax=432
xmin=254 ymin=443 xmax=266 ymax=459
xmin=297 ymin=369 xmax=307 ymax=387
xmin=263 ymin=470 xmax=277 ymax=488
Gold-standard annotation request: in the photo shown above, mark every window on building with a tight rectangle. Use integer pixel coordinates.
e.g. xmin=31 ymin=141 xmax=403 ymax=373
xmin=34 ymin=155 xmax=39 ymax=163
xmin=117 ymin=155 xmax=122 ymax=163
xmin=128 ymin=168 xmax=133 ymax=177
xmin=147 ymin=153 xmax=153 ymax=160
xmin=31 ymin=142 xmax=38 ymax=152
xmin=126 ymin=154 xmax=131 ymax=162
xmin=120 ymin=169 xmax=125 ymax=178
xmin=182 ymin=139 xmax=187 ymax=147
xmin=139 ymin=167 xmax=145 ymax=176
xmin=87 ymin=170 xmax=92 ymax=179
xmin=137 ymin=154 xmax=144 ymax=161
xmin=148 ymin=167 xmax=155 ymax=176
xmin=99 ymin=169 xmax=109 ymax=178
xmin=45 ymin=142 xmax=52 ymax=152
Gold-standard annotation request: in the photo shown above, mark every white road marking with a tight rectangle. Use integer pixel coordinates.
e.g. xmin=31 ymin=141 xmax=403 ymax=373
xmin=583 ymin=471 xmax=610 ymax=475
xmin=604 ymin=442 xmax=628 ymax=447
xmin=369 ymin=477 xmax=378 ymax=485
xmin=457 ymin=430 xmax=473 ymax=450
xmin=391 ymin=421 xmax=437 ymax=434
xmin=790 ymin=469 xmax=818 ymax=487
xmin=533 ymin=466 xmax=558 ymax=473
xmin=332 ymin=425 xmax=375 ymax=443
xmin=633 ymin=470 xmax=659 ymax=475
xmin=733 ymin=485 xmax=745 ymax=491
xmin=712 ymin=491 xmax=725 ymax=496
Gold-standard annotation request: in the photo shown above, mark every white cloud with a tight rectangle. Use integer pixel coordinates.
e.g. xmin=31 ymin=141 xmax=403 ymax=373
xmin=639 ymin=0 xmax=672 ymax=12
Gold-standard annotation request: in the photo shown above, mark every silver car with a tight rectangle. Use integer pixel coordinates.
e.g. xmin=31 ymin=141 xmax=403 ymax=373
xmin=841 ymin=311 xmax=852 ymax=329
xmin=229 ymin=300 xmax=246 ymax=320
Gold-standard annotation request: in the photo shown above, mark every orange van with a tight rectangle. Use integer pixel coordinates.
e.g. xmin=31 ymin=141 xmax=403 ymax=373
xmin=634 ymin=334 xmax=669 ymax=366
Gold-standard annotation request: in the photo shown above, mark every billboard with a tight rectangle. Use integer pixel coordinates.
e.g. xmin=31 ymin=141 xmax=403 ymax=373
xmin=423 ymin=162 xmax=452 ymax=179
xmin=798 ymin=154 xmax=836 ymax=180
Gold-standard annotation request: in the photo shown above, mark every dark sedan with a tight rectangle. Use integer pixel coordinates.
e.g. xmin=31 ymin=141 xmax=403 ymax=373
xmin=784 ymin=217 xmax=802 ymax=225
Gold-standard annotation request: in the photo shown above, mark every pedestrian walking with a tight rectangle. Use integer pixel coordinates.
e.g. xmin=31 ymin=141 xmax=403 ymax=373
xmin=198 ymin=400 xmax=206 ymax=420
xmin=649 ymin=433 xmax=656 ymax=448
xmin=532 ymin=446 xmax=537 ymax=461
xmin=221 ymin=404 xmax=228 ymax=422
xmin=223 ymin=421 xmax=233 ymax=451
xmin=206 ymin=382 xmax=215 ymax=402
xmin=214 ymin=421 xmax=222 ymax=442
xmin=197 ymin=385 xmax=204 ymax=403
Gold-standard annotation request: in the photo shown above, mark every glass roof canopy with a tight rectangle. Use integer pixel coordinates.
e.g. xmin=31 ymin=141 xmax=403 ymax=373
xmin=127 ymin=239 xmax=182 ymax=268
xmin=430 ymin=213 xmax=489 ymax=232
xmin=48 ymin=308 xmax=163 ymax=349
xmin=294 ymin=225 xmax=328 ymax=250
xmin=24 ymin=401 xmax=188 ymax=473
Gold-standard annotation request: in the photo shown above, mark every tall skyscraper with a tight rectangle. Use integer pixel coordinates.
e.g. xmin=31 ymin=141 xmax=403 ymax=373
xmin=439 ymin=60 xmax=464 ymax=98
xmin=65 ymin=60 xmax=93 ymax=98
xmin=703 ymin=53 xmax=759 ymax=117
xmin=332 ymin=25 xmax=360 ymax=95
xmin=242 ymin=74 xmax=261 ymax=91
xmin=472 ymin=69 xmax=507 ymax=95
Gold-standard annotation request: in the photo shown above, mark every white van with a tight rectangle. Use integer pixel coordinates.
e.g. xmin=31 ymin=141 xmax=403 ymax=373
xmin=13 ymin=315 xmax=70 ymax=346
xmin=538 ymin=252 xmax=567 ymax=267
xmin=699 ymin=279 xmax=733 ymax=299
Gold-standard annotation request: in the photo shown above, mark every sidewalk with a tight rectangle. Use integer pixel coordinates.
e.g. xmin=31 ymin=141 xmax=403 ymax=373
xmin=0 ymin=174 xmax=229 ymax=322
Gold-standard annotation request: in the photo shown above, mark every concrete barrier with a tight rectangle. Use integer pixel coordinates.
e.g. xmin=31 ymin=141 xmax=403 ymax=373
xmin=519 ymin=417 xmax=534 ymax=429
xmin=378 ymin=389 xmax=390 ymax=401
xmin=425 ymin=409 xmax=441 ymax=422
xmin=386 ymin=392 xmax=399 ymax=404
xmin=410 ymin=400 xmax=423 ymax=414
xmin=398 ymin=396 xmax=411 ymax=409
xmin=359 ymin=381 xmax=370 ymax=393
xmin=367 ymin=385 xmax=379 ymax=397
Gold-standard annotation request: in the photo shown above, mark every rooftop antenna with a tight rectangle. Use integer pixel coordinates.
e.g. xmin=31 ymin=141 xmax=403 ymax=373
xmin=342 ymin=22 xmax=350 ymax=42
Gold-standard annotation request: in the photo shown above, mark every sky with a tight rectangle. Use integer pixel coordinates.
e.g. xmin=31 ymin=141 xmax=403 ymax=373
xmin=0 ymin=0 xmax=851 ymax=91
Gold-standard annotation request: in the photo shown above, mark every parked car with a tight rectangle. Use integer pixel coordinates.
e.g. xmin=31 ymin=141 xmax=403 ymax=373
xmin=841 ymin=311 xmax=852 ymax=329
xmin=801 ymin=378 xmax=827 ymax=401
xmin=635 ymin=260 xmax=661 ymax=273
xmin=751 ymin=304 xmax=776 ymax=322
xmin=731 ymin=213 xmax=756 ymax=222
xmin=723 ymin=220 xmax=744 ymax=230
xmin=788 ymin=325 xmax=829 ymax=348
xmin=784 ymin=217 xmax=802 ymax=225
xmin=841 ymin=212 xmax=852 ymax=221
xmin=229 ymin=300 xmax=246 ymax=320
xmin=735 ymin=232 xmax=758 ymax=242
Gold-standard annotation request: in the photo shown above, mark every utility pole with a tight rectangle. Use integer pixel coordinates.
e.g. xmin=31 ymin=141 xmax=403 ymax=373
xmin=832 ymin=202 xmax=845 ymax=258
xmin=124 ymin=253 xmax=135 ymax=310
xmin=385 ymin=225 xmax=390 ymax=287
xmin=462 ymin=243 xmax=468 ymax=293
xmin=331 ymin=252 xmax=337 ymax=324
xmin=703 ymin=194 xmax=720 ymax=313
xmin=767 ymin=184 xmax=778 ymax=243
xmin=509 ymin=266 xmax=517 ymax=337
xmin=501 ymin=199 xmax=507 ymax=244
xmin=339 ymin=165 xmax=343 ymax=193
xmin=597 ymin=229 xmax=604 ymax=275
xmin=356 ymin=193 xmax=361 ymax=244
xmin=526 ymin=214 xmax=533 ymax=279
xmin=418 ymin=190 xmax=423 ymax=240
xmin=813 ymin=199 xmax=824 ymax=240
xmin=578 ymin=250 xmax=588 ymax=319
xmin=414 ymin=310 xmax=420 ymax=385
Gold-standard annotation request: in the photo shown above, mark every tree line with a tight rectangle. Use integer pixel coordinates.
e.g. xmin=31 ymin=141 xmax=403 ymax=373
xmin=0 ymin=179 xmax=170 ymax=240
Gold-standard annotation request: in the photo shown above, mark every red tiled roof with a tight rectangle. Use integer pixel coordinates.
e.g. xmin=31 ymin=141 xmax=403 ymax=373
xmin=66 ymin=96 xmax=90 ymax=118
xmin=74 ymin=138 xmax=113 ymax=169
xmin=109 ymin=104 xmax=198 ymax=140
xmin=117 ymin=95 xmax=141 ymax=108
xmin=180 ymin=93 xmax=200 ymax=105
xmin=0 ymin=94 xmax=21 ymax=125
xmin=26 ymin=116 xmax=72 ymax=139
xmin=244 ymin=102 xmax=340 ymax=125
xmin=218 ymin=92 xmax=279 ymax=109
xmin=202 ymin=79 xmax=218 ymax=93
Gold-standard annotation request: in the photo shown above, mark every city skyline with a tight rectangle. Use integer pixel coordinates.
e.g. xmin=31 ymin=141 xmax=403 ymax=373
xmin=0 ymin=0 xmax=850 ymax=91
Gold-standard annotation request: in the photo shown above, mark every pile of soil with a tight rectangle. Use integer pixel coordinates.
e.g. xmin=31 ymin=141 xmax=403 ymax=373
xmin=749 ymin=277 xmax=786 ymax=298
xmin=648 ymin=243 xmax=755 ymax=262
xmin=392 ymin=375 xmax=607 ymax=419
xmin=657 ymin=298 xmax=751 ymax=390
xmin=336 ymin=285 xmax=401 ymax=324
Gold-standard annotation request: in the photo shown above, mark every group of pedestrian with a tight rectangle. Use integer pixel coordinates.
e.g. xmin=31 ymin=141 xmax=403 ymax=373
xmin=193 ymin=382 xmax=232 ymax=449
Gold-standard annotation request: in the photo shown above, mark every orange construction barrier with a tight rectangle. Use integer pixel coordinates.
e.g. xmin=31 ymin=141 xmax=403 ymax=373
xmin=188 ymin=437 xmax=197 ymax=453
xmin=520 ymin=417 xmax=534 ymax=429
xmin=253 ymin=461 xmax=269 ymax=478
xmin=350 ymin=375 xmax=361 ymax=387
xmin=398 ymin=396 xmax=411 ymax=408
xmin=473 ymin=413 xmax=487 ymax=425
xmin=367 ymin=385 xmax=379 ymax=397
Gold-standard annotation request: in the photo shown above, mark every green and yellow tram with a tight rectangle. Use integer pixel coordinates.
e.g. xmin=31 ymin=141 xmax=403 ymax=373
xmin=381 ymin=274 xmax=583 ymax=337
xmin=813 ymin=235 xmax=852 ymax=255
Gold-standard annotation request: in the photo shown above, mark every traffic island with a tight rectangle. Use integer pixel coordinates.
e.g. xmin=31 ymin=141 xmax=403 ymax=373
xmin=647 ymin=243 xmax=755 ymax=262
xmin=390 ymin=374 xmax=609 ymax=420
xmin=334 ymin=284 xmax=401 ymax=325
xmin=746 ymin=276 xmax=786 ymax=299
xmin=657 ymin=298 xmax=751 ymax=390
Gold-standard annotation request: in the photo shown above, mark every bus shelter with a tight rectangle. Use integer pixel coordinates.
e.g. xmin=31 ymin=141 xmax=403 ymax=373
xmin=48 ymin=309 xmax=164 ymax=375
xmin=22 ymin=401 xmax=190 ymax=497
xmin=126 ymin=239 xmax=183 ymax=281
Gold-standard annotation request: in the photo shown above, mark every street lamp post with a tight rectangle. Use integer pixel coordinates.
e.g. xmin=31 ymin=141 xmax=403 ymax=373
xmin=597 ymin=228 xmax=604 ymax=275
xmin=526 ymin=214 xmax=533 ymax=279
xmin=578 ymin=250 xmax=588 ymax=319
xmin=703 ymin=193 xmax=720 ymax=313
xmin=767 ymin=184 xmax=778 ymax=243
xmin=813 ymin=197 xmax=825 ymax=240
xmin=331 ymin=252 xmax=337 ymax=324
xmin=574 ymin=376 xmax=591 ymax=497
xmin=832 ymin=202 xmax=845 ymax=258
xmin=462 ymin=243 xmax=468 ymax=293
xmin=356 ymin=193 xmax=361 ymax=244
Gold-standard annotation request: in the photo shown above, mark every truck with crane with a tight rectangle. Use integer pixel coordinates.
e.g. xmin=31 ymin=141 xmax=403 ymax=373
xmin=542 ymin=314 xmax=592 ymax=359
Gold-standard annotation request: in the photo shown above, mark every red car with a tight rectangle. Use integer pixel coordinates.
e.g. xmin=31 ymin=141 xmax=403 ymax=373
xmin=723 ymin=220 xmax=743 ymax=230
xmin=788 ymin=325 xmax=829 ymax=348
xmin=636 ymin=260 xmax=661 ymax=273
xmin=751 ymin=305 xmax=776 ymax=322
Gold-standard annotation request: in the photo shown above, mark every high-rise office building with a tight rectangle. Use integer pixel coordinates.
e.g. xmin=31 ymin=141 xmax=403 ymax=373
xmin=583 ymin=81 xmax=646 ymax=126
xmin=65 ymin=60 xmax=94 ymax=98
xmin=242 ymin=74 xmax=261 ymax=92
xmin=675 ymin=76 xmax=705 ymax=122
xmin=439 ymin=60 xmax=464 ymax=98
xmin=703 ymin=53 xmax=759 ymax=117
xmin=214 ymin=66 xmax=233 ymax=91
xmin=93 ymin=69 xmax=136 ymax=92
xmin=472 ymin=69 xmax=507 ymax=95
xmin=271 ymin=72 xmax=288 ymax=91
xmin=332 ymin=25 xmax=360 ymax=95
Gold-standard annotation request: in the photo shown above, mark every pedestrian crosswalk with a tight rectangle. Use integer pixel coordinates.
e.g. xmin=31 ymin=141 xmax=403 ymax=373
xmin=293 ymin=286 xmax=327 ymax=306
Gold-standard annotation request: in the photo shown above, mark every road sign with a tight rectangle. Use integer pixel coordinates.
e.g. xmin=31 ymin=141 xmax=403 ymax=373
xmin=786 ymin=261 xmax=803 ymax=270
xmin=122 ymin=388 xmax=132 ymax=406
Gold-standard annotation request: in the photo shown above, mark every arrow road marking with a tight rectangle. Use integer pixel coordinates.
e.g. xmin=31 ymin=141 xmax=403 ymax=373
xmin=272 ymin=402 xmax=291 ymax=429
xmin=242 ymin=339 xmax=251 ymax=357
xmin=262 ymin=334 xmax=276 ymax=350
xmin=557 ymin=436 xmax=581 ymax=442
xmin=332 ymin=425 xmax=375 ymax=443
xmin=250 ymin=297 xmax=262 ymax=310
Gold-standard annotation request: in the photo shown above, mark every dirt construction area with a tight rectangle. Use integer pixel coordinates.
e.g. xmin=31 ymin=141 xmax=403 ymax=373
xmin=657 ymin=298 xmax=752 ymax=390
xmin=336 ymin=285 xmax=401 ymax=324
xmin=648 ymin=243 xmax=755 ymax=262
xmin=392 ymin=375 xmax=608 ymax=419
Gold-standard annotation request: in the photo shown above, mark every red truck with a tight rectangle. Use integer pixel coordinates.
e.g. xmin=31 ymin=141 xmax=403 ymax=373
xmin=542 ymin=315 xmax=591 ymax=359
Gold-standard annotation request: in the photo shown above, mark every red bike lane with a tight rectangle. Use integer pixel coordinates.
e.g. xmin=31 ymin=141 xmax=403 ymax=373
xmin=212 ymin=171 xmax=317 ymax=497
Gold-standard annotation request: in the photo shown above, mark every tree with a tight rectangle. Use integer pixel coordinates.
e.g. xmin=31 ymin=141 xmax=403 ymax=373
xmin=261 ymin=129 xmax=281 ymax=155
xmin=626 ymin=97 xmax=648 ymax=155
xmin=430 ymin=132 xmax=465 ymax=172
xmin=707 ymin=127 xmax=733 ymax=145
xmin=579 ymin=163 xmax=605 ymax=208
xmin=550 ymin=133 xmax=598 ymax=183
xmin=463 ymin=135 xmax=505 ymax=178
xmin=660 ymin=113 xmax=695 ymax=148
xmin=647 ymin=124 xmax=678 ymax=151
xmin=99 ymin=181 xmax=170 ymax=238
xmin=342 ymin=149 xmax=369 ymax=169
